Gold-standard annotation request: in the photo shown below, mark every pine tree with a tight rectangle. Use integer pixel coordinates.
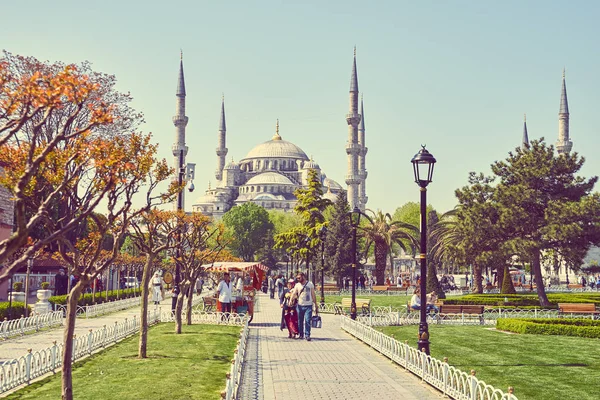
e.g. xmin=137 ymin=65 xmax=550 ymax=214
xmin=324 ymin=191 xmax=353 ymax=286
xmin=501 ymin=265 xmax=517 ymax=294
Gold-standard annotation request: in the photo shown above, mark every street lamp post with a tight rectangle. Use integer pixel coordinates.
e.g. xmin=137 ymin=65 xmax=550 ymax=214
xmin=349 ymin=207 xmax=362 ymax=320
xmin=171 ymin=150 xmax=195 ymax=312
xmin=319 ymin=225 xmax=328 ymax=308
xmin=411 ymin=145 xmax=436 ymax=355
xmin=24 ymin=258 xmax=33 ymax=317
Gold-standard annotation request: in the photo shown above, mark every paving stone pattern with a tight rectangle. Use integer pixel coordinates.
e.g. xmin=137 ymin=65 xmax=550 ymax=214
xmin=239 ymin=293 xmax=441 ymax=400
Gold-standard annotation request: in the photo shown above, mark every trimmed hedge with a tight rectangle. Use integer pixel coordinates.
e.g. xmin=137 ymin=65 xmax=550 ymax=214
xmin=49 ymin=288 xmax=142 ymax=306
xmin=0 ymin=301 xmax=32 ymax=320
xmin=445 ymin=293 xmax=600 ymax=308
xmin=497 ymin=318 xmax=600 ymax=338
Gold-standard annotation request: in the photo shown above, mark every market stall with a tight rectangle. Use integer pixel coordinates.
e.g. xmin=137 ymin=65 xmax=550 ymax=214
xmin=203 ymin=262 xmax=268 ymax=322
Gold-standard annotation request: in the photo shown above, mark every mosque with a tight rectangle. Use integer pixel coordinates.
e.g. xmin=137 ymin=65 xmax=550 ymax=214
xmin=170 ymin=50 xmax=369 ymax=219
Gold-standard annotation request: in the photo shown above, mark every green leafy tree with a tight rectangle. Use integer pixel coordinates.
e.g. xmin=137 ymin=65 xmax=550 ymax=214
xmin=324 ymin=191 xmax=353 ymax=286
xmin=274 ymin=169 xmax=330 ymax=282
xmin=426 ymin=210 xmax=445 ymax=299
xmin=360 ymin=210 xmax=418 ymax=285
xmin=492 ymin=139 xmax=600 ymax=306
xmin=222 ymin=202 xmax=274 ymax=261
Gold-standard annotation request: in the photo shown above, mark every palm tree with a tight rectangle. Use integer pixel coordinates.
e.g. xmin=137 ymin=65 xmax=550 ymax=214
xmin=360 ymin=209 xmax=419 ymax=285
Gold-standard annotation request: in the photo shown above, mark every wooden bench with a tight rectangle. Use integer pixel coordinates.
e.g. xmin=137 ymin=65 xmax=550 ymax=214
xmin=558 ymin=303 xmax=599 ymax=318
xmin=372 ymin=285 xmax=389 ymax=293
xmin=567 ymin=284 xmax=583 ymax=290
xmin=202 ymin=297 xmax=216 ymax=312
xmin=438 ymin=305 xmax=485 ymax=324
xmin=317 ymin=284 xmax=340 ymax=292
xmin=334 ymin=298 xmax=371 ymax=315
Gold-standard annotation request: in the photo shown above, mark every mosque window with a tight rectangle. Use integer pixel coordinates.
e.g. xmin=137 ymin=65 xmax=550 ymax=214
xmin=217 ymin=207 xmax=220 ymax=211
xmin=257 ymin=186 xmax=261 ymax=192
xmin=251 ymin=186 xmax=254 ymax=192
xmin=281 ymin=160 xmax=286 ymax=169
xmin=265 ymin=160 xmax=269 ymax=169
xmin=273 ymin=160 xmax=278 ymax=169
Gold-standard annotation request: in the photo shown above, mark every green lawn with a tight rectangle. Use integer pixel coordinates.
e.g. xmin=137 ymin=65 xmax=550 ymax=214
xmin=7 ymin=323 xmax=241 ymax=400
xmin=377 ymin=325 xmax=600 ymax=400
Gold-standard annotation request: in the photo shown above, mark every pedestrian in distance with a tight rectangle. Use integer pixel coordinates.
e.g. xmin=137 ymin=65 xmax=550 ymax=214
xmin=268 ymin=274 xmax=275 ymax=299
xmin=293 ymin=272 xmax=318 ymax=341
xmin=150 ymin=271 xmax=163 ymax=305
xmin=54 ymin=268 xmax=68 ymax=296
xmin=280 ymin=279 xmax=299 ymax=338
xmin=217 ymin=272 xmax=233 ymax=314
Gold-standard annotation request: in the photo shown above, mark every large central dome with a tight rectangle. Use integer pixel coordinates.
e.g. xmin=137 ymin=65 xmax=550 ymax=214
xmin=241 ymin=132 xmax=309 ymax=161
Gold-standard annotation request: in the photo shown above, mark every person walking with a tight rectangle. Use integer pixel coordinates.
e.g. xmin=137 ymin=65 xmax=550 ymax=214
xmin=217 ymin=273 xmax=233 ymax=314
xmin=275 ymin=274 xmax=285 ymax=300
xmin=268 ymin=275 xmax=275 ymax=299
xmin=54 ymin=269 xmax=68 ymax=296
xmin=293 ymin=272 xmax=317 ymax=341
xmin=280 ymin=279 xmax=299 ymax=338
xmin=150 ymin=271 xmax=163 ymax=305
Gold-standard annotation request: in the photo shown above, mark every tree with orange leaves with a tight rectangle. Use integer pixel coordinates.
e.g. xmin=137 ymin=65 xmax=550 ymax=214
xmin=0 ymin=51 xmax=143 ymax=282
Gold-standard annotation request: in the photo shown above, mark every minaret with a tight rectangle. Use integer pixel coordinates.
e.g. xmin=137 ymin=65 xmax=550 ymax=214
xmin=522 ymin=113 xmax=529 ymax=149
xmin=345 ymin=47 xmax=361 ymax=210
xmin=556 ymin=69 xmax=572 ymax=154
xmin=357 ymin=94 xmax=368 ymax=211
xmin=215 ymin=95 xmax=228 ymax=181
xmin=172 ymin=52 xmax=189 ymax=210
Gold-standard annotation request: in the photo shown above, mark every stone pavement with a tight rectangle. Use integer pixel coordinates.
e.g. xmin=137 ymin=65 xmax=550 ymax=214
xmin=0 ymin=296 xmax=174 ymax=363
xmin=239 ymin=293 xmax=441 ymax=400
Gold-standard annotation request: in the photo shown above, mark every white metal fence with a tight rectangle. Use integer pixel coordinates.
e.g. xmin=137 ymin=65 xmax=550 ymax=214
xmin=223 ymin=316 xmax=250 ymax=400
xmin=340 ymin=316 xmax=518 ymax=400
xmin=0 ymin=311 xmax=64 ymax=340
xmin=0 ymin=309 xmax=160 ymax=394
xmin=54 ymin=295 xmax=142 ymax=319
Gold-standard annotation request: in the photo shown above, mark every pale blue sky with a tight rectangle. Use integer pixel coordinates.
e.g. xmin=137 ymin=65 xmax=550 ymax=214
xmin=3 ymin=1 xmax=599 ymax=213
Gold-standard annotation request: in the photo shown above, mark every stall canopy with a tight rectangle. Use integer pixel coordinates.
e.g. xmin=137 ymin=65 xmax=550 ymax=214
xmin=203 ymin=262 xmax=269 ymax=291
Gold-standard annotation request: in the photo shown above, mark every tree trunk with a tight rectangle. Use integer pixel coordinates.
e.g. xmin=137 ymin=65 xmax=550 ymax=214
xmin=473 ymin=263 xmax=483 ymax=294
xmin=496 ymin=266 xmax=504 ymax=290
xmin=374 ymin=242 xmax=387 ymax=285
xmin=138 ymin=255 xmax=154 ymax=359
xmin=175 ymin=283 xmax=187 ymax=334
xmin=532 ymin=250 xmax=550 ymax=306
xmin=61 ymin=281 xmax=85 ymax=400
xmin=186 ymin=280 xmax=195 ymax=325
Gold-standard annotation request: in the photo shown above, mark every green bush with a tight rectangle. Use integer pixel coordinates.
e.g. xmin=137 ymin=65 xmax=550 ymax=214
xmin=0 ymin=301 xmax=32 ymax=320
xmin=497 ymin=318 xmax=600 ymax=338
xmin=41 ymin=282 xmax=50 ymax=289
xmin=48 ymin=288 xmax=142 ymax=306
xmin=501 ymin=266 xmax=517 ymax=294
xmin=445 ymin=293 xmax=600 ymax=308
xmin=13 ymin=282 xmax=23 ymax=292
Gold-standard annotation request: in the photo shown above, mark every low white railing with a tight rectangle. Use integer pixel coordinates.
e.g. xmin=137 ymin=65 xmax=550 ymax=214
xmin=223 ymin=316 xmax=250 ymax=400
xmin=0 ymin=312 xmax=64 ymax=340
xmin=0 ymin=309 xmax=160 ymax=394
xmin=160 ymin=310 xmax=248 ymax=326
xmin=54 ymin=295 xmax=141 ymax=319
xmin=340 ymin=316 xmax=518 ymax=400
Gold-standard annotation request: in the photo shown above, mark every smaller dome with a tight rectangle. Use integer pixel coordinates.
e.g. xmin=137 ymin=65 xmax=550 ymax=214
xmin=245 ymin=172 xmax=295 ymax=186
xmin=323 ymin=177 xmax=343 ymax=190
xmin=303 ymin=157 xmax=320 ymax=170
xmin=224 ymin=160 xmax=239 ymax=170
xmin=196 ymin=189 xmax=216 ymax=204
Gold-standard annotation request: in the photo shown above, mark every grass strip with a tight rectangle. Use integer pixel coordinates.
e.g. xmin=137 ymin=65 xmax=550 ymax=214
xmin=376 ymin=325 xmax=600 ymax=400
xmin=6 ymin=323 xmax=241 ymax=400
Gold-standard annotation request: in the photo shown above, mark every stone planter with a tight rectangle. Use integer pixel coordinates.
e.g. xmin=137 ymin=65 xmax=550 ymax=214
xmin=34 ymin=289 xmax=52 ymax=314
xmin=9 ymin=291 xmax=25 ymax=303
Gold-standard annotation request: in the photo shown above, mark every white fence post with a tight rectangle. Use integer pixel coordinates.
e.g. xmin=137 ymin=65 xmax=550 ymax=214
xmin=25 ymin=349 xmax=32 ymax=384
xmin=470 ymin=370 xmax=477 ymax=400
xmin=88 ymin=329 xmax=93 ymax=354
xmin=51 ymin=341 xmax=58 ymax=372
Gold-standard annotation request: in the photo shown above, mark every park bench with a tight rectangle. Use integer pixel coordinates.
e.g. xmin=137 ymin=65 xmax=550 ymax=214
xmin=438 ymin=304 xmax=485 ymax=324
xmin=202 ymin=297 xmax=216 ymax=312
xmin=317 ymin=284 xmax=340 ymax=292
xmin=334 ymin=298 xmax=371 ymax=315
xmin=558 ymin=303 xmax=599 ymax=318
xmin=372 ymin=285 xmax=389 ymax=293
xmin=567 ymin=284 xmax=583 ymax=290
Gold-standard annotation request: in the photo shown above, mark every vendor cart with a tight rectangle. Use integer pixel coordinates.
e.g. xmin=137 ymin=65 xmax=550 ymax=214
xmin=203 ymin=261 xmax=268 ymax=323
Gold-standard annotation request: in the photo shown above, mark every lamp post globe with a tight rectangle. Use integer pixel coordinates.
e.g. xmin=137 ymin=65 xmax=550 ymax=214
xmin=411 ymin=145 xmax=436 ymax=355
xmin=348 ymin=207 xmax=361 ymax=320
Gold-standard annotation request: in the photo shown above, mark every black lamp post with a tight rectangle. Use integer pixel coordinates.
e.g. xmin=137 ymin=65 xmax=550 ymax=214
xmin=411 ymin=145 xmax=436 ymax=355
xmin=319 ymin=225 xmax=328 ymax=308
xmin=349 ymin=207 xmax=362 ymax=320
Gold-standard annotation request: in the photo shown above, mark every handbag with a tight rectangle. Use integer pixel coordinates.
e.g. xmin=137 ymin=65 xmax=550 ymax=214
xmin=310 ymin=315 xmax=322 ymax=328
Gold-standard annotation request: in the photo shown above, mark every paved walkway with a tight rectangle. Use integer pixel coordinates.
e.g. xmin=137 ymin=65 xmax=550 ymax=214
xmin=239 ymin=293 xmax=441 ymax=400
xmin=0 ymin=296 xmax=174 ymax=363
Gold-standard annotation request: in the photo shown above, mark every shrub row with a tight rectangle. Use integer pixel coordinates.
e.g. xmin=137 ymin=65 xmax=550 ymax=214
xmin=497 ymin=318 xmax=600 ymax=338
xmin=445 ymin=293 xmax=600 ymax=308
xmin=0 ymin=301 xmax=32 ymax=320
xmin=49 ymin=288 xmax=142 ymax=306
